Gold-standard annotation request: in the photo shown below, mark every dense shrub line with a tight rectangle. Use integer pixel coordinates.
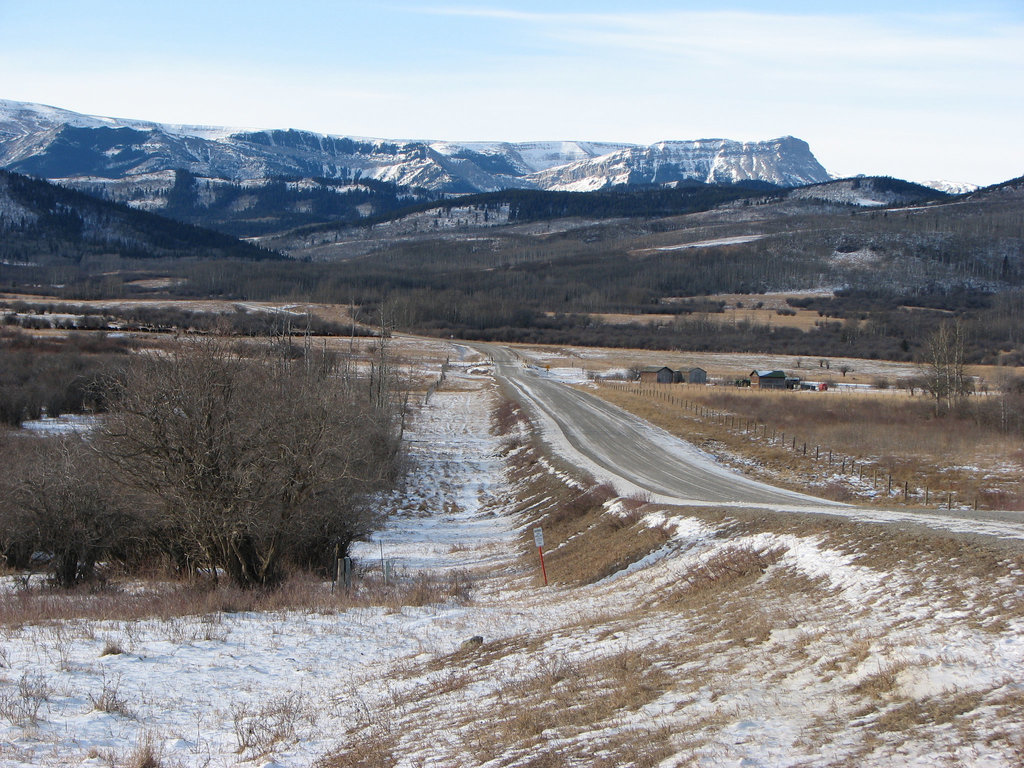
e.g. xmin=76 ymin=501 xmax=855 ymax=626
xmin=0 ymin=338 xmax=406 ymax=588
xmin=0 ymin=328 xmax=129 ymax=426
xmin=2 ymin=300 xmax=374 ymax=338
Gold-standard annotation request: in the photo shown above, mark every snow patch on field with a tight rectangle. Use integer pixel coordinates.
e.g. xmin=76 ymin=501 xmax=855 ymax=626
xmin=653 ymin=234 xmax=767 ymax=250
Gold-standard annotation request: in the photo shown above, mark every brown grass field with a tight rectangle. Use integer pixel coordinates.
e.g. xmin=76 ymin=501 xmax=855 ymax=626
xmin=589 ymin=382 xmax=1024 ymax=509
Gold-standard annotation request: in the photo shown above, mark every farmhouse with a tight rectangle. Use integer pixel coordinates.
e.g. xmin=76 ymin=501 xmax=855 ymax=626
xmin=750 ymin=370 xmax=787 ymax=389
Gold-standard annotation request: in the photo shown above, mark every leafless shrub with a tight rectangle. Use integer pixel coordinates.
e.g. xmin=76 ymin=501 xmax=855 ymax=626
xmin=2 ymin=434 xmax=138 ymax=587
xmin=231 ymin=692 xmax=307 ymax=759
xmin=99 ymin=337 xmax=404 ymax=588
xmin=41 ymin=623 xmax=75 ymax=670
xmin=0 ymin=671 xmax=52 ymax=727
xmin=89 ymin=671 xmax=134 ymax=718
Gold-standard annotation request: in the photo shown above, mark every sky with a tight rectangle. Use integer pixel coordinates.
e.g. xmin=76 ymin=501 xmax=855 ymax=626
xmin=1 ymin=0 xmax=1022 ymax=185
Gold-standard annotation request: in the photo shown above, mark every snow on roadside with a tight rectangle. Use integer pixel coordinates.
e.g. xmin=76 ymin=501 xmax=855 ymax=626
xmin=351 ymin=387 xmax=518 ymax=574
xmin=2 ymin=367 xmax=1023 ymax=767
xmin=0 ymin=386 xmax=528 ymax=767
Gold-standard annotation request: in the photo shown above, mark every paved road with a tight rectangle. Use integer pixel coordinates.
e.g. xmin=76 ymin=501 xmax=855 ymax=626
xmin=476 ymin=344 xmax=834 ymax=509
xmin=468 ymin=344 xmax=1024 ymax=539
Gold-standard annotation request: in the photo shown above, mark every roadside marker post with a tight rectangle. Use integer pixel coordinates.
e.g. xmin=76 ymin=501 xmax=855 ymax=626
xmin=533 ymin=527 xmax=548 ymax=587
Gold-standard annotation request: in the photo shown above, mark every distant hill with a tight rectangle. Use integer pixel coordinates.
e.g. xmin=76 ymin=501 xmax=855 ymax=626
xmin=787 ymin=177 xmax=948 ymax=207
xmin=0 ymin=168 xmax=280 ymax=267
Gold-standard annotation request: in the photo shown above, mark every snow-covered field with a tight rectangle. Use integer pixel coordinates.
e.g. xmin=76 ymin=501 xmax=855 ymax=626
xmin=2 ymin=361 xmax=1023 ymax=767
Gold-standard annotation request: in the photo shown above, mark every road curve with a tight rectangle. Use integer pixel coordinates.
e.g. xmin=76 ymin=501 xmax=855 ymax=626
xmin=474 ymin=344 xmax=838 ymax=509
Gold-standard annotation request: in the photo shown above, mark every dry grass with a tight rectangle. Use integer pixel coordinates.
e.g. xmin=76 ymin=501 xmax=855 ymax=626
xmin=655 ymin=544 xmax=785 ymax=611
xmin=125 ymin=733 xmax=166 ymax=768
xmin=304 ymin=379 xmax=1024 ymax=768
xmin=850 ymin=657 xmax=913 ymax=700
xmin=870 ymin=689 xmax=987 ymax=734
xmin=650 ymin=504 xmax=1024 ymax=636
xmin=100 ymin=638 xmax=125 ymax=656
xmin=586 ymin=303 xmax=824 ymax=332
xmin=0 ymin=568 xmax=475 ymax=628
xmin=316 ymin=704 xmax=398 ymax=768
xmin=592 ymin=383 xmax=1024 ymax=508
xmin=463 ymin=648 xmax=672 ymax=765
xmin=510 ymin=471 xmax=672 ymax=586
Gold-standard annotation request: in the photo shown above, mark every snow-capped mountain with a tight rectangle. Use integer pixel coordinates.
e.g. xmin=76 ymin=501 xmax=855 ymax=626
xmin=921 ymin=179 xmax=980 ymax=196
xmin=525 ymin=137 xmax=830 ymax=191
xmin=0 ymin=100 xmax=831 ymax=193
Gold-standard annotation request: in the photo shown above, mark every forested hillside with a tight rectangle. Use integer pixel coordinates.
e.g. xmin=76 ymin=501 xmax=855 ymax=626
xmin=3 ymin=168 xmax=1022 ymax=365
xmin=0 ymin=169 xmax=280 ymax=261
xmin=0 ymin=169 xmax=281 ymax=297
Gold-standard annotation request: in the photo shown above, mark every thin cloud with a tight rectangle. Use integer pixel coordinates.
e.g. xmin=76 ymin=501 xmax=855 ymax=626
xmin=418 ymin=6 xmax=1022 ymax=65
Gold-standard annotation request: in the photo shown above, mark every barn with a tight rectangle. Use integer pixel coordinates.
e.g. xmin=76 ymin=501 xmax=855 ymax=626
xmin=750 ymin=370 xmax=787 ymax=389
xmin=683 ymin=367 xmax=708 ymax=384
xmin=639 ymin=366 xmax=677 ymax=384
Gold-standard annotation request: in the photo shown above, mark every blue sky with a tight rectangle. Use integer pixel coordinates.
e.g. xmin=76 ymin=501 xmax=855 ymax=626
xmin=2 ymin=1 xmax=1022 ymax=184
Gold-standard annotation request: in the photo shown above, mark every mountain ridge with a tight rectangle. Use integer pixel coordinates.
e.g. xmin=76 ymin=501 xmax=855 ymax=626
xmin=0 ymin=99 xmax=832 ymax=193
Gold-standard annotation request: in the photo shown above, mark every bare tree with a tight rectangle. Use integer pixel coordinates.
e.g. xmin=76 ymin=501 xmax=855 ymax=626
xmin=2 ymin=435 xmax=136 ymax=586
xmin=922 ymin=319 xmax=971 ymax=413
xmin=99 ymin=338 xmax=402 ymax=588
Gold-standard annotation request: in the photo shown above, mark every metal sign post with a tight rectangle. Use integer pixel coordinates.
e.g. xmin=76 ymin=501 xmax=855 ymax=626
xmin=533 ymin=527 xmax=548 ymax=586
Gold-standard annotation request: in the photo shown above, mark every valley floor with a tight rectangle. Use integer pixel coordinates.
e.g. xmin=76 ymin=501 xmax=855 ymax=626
xmin=1 ymin=352 xmax=1023 ymax=767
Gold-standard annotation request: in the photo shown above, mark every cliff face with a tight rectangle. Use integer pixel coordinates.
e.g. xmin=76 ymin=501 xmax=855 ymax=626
xmin=0 ymin=100 xmax=831 ymax=193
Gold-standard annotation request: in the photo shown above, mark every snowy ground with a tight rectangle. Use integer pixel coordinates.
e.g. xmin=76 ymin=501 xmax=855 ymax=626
xmin=2 ymin=360 xmax=1023 ymax=767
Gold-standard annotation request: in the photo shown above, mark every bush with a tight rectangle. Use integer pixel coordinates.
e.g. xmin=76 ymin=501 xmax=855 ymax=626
xmin=98 ymin=338 xmax=405 ymax=588
xmin=0 ymin=434 xmax=140 ymax=586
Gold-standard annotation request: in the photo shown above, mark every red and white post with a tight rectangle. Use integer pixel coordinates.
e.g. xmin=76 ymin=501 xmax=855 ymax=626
xmin=533 ymin=527 xmax=548 ymax=586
